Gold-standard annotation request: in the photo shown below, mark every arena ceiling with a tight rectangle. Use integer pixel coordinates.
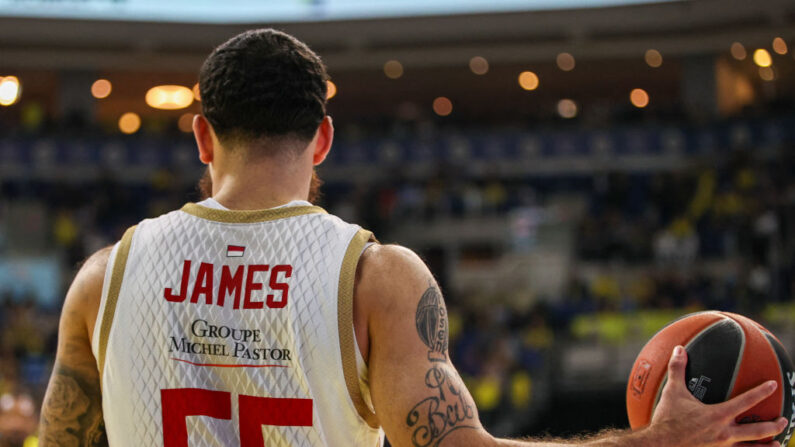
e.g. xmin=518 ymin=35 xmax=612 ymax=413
xmin=0 ymin=0 xmax=793 ymax=73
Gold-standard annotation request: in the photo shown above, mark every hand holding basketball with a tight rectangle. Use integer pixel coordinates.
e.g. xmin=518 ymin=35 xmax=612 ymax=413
xmin=650 ymin=346 xmax=789 ymax=447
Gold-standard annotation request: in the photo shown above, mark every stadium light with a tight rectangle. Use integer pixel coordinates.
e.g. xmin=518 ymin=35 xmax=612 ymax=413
xmin=433 ymin=97 xmax=452 ymax=116
xmin=557 ymin=99 xmax=577 ymax=118
xmin=384 ymin=60 xmax=404 ymax=79
xmin=753 ymin=49 xmax=772 ymax=67
xmin=91 ymin=79 xmax=112 ymax=99
xmin=119 ymin=112 xmax=141 ymax=134
xmin=630 ymin=89 xmax=650 ymax=108
xmin=759 ymin=67 xmax=775 ymax=81
xmin=556 ymin=53 xmax=575 ymax=71
xmin=327 ymin=80 xmax=337 ymax=99
xmin=730 ymin=42 xmax=747 ymax=60
xmin=772 ymin=37 xmax=788 ymax=55
xmin=469 ymin=56 xmax=489 ymax=75
xmin=145 ymin=85 xmax=194 ymax=110
xmin=0 ymin=76 xmax=21 ymax=106
xmin=644 ymin=49 xmax=663 ymax=68
xmin=518 ymin=71 xmax=539 ymax=91
xmin=178 ymin=113 xmax=194 ymax=133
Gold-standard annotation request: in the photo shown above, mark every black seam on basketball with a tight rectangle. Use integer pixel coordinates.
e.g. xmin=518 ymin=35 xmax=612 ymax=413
xmin=652 ymin=318 xmax=727 ymax=413
xmin=671 ymin=310 xmax=723 ymax=324
xmin=683 ymin=317 xmax=743 ymax=404
xmin=682 ymin=318 xmax=725 ymax=354
xmin=683 ymin=317 xmax=728 ymax=351
xmin=650 ymin=311 xmax=724 ymax=342
xmin=760 ymin=327 xmax=785 ymax=419
xmin=724 ymin=318 xmax=746 ymax=402
xmin=774 ymin=335 xmax=787 ymax=421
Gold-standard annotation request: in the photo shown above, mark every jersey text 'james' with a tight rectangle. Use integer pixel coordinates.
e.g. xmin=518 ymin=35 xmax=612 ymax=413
xmin=163 ymin=260 xmax=292 ymax=309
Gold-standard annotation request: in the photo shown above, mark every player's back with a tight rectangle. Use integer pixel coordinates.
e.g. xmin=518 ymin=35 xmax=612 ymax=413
xmin=91 ymin=199 xmax=382 ymax=446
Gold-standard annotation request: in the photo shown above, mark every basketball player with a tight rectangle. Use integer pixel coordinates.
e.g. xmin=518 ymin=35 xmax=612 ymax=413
xmin=39 ymin=29 xmax=788 ymax=447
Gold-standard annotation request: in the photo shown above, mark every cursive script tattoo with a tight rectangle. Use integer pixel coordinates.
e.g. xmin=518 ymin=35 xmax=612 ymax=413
xmin=406 ymin=365 xmax=477 ymax=447
xmin=415 ymin=282 xmax=448 ymax=362
xmin=408 ymin=281 xmax=476 ymax=446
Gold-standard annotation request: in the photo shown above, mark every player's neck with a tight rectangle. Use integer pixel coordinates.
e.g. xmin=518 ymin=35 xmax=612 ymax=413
xmin=209 ymin=159 xmax=311 ymax=210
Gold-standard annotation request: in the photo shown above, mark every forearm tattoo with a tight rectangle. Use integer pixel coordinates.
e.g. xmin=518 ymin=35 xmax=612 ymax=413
xmin=40 ymin=363 xmax=107 ymax=447
xmin=406 ymin=281 xmax=477 ymax=447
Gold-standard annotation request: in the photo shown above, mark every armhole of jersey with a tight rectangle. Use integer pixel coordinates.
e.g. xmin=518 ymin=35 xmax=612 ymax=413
xmin=91 ymin=243 xmax=120 ymax=360
xmin=95 ymin=225 xmax=137 ymax=387
xmin=338 ymin=228 xmax=380 ymax=429
xmin=353 ymin=241 xmax=379 ymax=413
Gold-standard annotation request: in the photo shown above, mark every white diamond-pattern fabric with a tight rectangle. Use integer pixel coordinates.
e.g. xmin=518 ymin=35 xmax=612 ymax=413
xmin=93 ymin=205 xmax=383 ymax=446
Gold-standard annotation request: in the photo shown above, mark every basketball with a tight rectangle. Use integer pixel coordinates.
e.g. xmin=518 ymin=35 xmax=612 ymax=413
xmin=627 ymin=311 xmax=795 ymax=445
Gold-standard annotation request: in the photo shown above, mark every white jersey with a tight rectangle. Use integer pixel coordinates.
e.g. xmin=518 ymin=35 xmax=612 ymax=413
xmin=91 ymin=200 xmax=383 ymax=447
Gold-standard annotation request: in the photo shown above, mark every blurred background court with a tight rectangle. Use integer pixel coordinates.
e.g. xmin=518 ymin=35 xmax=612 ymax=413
xmin=1 ymin=0 xmax=795 ymax=445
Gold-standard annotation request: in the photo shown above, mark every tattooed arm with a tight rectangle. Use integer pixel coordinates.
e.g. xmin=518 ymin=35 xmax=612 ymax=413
xmin=40 ymin=247 xmax=112 ymax=447
xmin=354 ymin=245 xmax=481 ymax=447
xmin=354 ymin=245 xmax=787 ymax=447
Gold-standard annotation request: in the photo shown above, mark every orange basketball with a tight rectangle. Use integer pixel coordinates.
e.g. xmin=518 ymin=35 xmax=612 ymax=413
xmin=627 ymin=311 xmax=795 ymax=446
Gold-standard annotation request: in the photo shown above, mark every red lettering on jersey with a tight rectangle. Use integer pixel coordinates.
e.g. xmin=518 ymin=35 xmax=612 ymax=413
xmin=161 ymin=388 xmax=231 ymax=447
xmin=164 ymin=260 xmax=191 ymax=303
xmin=190 ymin=262 xmax=214 ymax=305
xmin=164 ymin=261 xmax=294 ymax=310
xmin=238 ymin=395 xmax=312 ymax=446
xmin=243 ymin=265 xmax=269 ymax=309
xmin=218 ymin=265 xmax=244 ymax=309
xmin=267 ymin=265 xmax=292 ymax=309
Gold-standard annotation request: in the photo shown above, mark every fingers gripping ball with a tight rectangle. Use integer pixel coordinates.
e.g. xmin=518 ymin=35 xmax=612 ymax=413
xmin=627 ymin=311 xmax=795 ymax=445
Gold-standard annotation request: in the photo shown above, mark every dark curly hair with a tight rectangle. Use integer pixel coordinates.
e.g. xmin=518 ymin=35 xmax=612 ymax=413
xmin=199 ymin=29 xmax=328 ymax=156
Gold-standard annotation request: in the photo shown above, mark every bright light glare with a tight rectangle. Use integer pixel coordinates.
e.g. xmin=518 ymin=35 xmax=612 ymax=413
xmin=518 ymin=71 xmax=539 ymax=91
xmin=91 ymin=79 xmax=112 ymax=99
xmin=630 ymin=88 xmax=649 ymax=108
xmin=119 ymin=112 xmax=141 ymax=134
xmin=753 ymin=49 xmax=772 ymax=67
xmin=0 ymin=76 xmax=21 ymax=106
xmin=145 ymin=85 xmax=194 ymax=110
xmin=327 ymin=80 xmax=337 ymax=99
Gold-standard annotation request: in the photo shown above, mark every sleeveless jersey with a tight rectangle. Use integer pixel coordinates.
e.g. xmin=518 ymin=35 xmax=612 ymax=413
xmin=90 ymin=201 xmax=383 ymax=447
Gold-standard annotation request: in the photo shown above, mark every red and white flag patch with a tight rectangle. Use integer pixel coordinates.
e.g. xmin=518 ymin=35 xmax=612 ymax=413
xmin=226 ymin=245 xmax=245 ymax=257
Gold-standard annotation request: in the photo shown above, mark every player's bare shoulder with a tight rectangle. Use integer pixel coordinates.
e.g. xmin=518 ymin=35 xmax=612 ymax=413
xmin=352 ymin=244 xmax=435 ymax=357
xmin=68 ymin=245 xmax=114 ymax=337
xmin=356 ymin=244 xmax=434 ymax=309
xmin=357 ymin=244 xmax=430 ymax=286
xmin=79 ymin=246 xmax=113 ymax=283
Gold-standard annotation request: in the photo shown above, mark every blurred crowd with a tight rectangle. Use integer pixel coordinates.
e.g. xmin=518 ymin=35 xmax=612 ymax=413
xmin=0 ymin=297 xmax=46 ymax=446
xmin=0 ymin=126 xmax=794 ymax=443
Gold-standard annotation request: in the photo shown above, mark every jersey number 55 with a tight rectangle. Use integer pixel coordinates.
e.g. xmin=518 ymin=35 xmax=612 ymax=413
xmin=161 ymin=388 xmax=313 ymax=446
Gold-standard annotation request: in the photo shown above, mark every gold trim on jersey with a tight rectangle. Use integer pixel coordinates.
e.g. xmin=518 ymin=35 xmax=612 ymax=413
xmin=180 ymin=202 xmax=327 ymax=223
xmin=338 ymin=228 xmax=380 ymax=429
xmin=97 ymin=225 xmax=137 ymax=385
